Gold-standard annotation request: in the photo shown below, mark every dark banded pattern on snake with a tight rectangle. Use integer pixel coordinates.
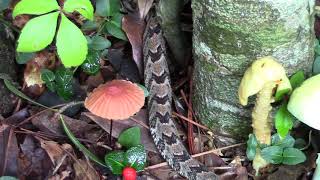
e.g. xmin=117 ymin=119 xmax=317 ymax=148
xmin=143 ymin=15 xmax=219 ymax=180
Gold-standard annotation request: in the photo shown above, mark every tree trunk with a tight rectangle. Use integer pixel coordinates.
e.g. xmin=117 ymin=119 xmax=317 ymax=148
xmin=192 ymin=0 xmax=315 ymax=144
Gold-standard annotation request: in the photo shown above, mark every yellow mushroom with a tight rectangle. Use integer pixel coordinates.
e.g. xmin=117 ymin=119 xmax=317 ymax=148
xmin=238 ymin=56 xmax=292 ymax=173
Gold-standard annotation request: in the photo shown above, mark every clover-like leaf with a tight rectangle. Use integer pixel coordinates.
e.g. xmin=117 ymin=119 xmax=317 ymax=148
xmin=41 ymin=69 xmax=56 ymax=92
xmin=118 ymin=127 xmax=141 ymax=149
xmin=56 ymin=14 xmax=88 ymax=67
xmin=12 ymin=0 xmax=59 ymax=18
xmin=55 ymin=67 xmax=74 ymax=100
xmin=17 ymin=12 xmax=59 ymax=52
xmin=271 ymin=133 xmax=295 ymax=148
xmin=63 ymin=0 xmax=94 ymax=20
xmin=282 ymin=148 xmax=306 ymax=165
xmin=104 ymin=20 xmax=127 ymax=41
xmin=261 ymin=146 xmax=283 ymax=164
xmin=105 ymin=151 xmax=126 ymax=174
xmin=81 ymin=50 xmax=101 ymax=75
xmin=89 ymin=35 xmax=111 ymax=50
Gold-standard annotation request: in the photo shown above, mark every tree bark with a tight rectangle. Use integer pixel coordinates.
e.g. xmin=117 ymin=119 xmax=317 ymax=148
xmin=192 ymin=0 xmax=315 ymax=144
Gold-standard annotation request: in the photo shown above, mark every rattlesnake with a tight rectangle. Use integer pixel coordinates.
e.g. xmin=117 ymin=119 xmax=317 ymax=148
xmin=143 ymin=12 xmax=219 ymax=180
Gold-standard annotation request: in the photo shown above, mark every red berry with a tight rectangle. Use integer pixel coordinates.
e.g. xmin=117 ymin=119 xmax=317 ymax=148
xmin=122 ymin=167 xmax=137 ymax=180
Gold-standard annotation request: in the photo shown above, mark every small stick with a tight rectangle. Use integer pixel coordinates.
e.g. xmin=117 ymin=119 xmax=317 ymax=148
xmin=172 ymin=112 xmax=209 ymax=131
xmin=130 ymin=117 xmax=150 ymax=129
xmin=144 ymin=142 xmax=245 ymax=170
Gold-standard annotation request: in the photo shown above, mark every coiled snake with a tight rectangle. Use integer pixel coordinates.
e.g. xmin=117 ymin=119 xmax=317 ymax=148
xmin=143 ymin=13 xmax=219 ymax=180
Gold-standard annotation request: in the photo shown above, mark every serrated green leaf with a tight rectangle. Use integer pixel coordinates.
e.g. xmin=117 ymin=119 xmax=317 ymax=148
xmin=17 ymin=12 xmax=59 ymax=52
xmin=63 ymin=0 xmax=94 ymax=20
xmin=60 ymin=115 xmax=106 ymax=167
xmin=246 ymin=134 xmax=258 ymax=161
xmin=81 ymin=50 xmax=101 ymax=75
xmin=290 ymin=71 xmax=305 ymax=90
xmin=275 ymin=103 xmax=293 ymax=138
xmin=313 ymin=56 xmax=320 ymax=75
xmin=136 ymin=84 xmax=149 ymax=97
xmin=271 ymin=133 xmax=295 ymax=148
xmin=105 ymin=151 xmax=126 ymax=174
xmin=118 ymin=127 xmax=141 ymax=149
xmin=261 ymin=146 xmax=283 ymax=164
xmin=12 ymin=0 xmax=59 ymax=18
xmin=16 ymin=52 xmax=35 ymax=64
xmin=41 ymin=69 xmax=56 ymax=91
xmin=55 ymin=67 xmax=74 ymax=100
xmin=282 ymin=147 xmax=306 ymax=165
xmin=56 ymin=14 xmax=88 ymax=67
xmin=125 ymin=145 xmax=146 ymax=172
xmin=104 ymin=20 xmax=127 ymax=40
xmin=90 ymin=35 xmax=111 ymax=50
xmin=0 ymin=0 xmax=10 ymax=11
xmin=96 ymin=0 xmax=120 ymax=17
xmin=82 ymin=20 xmax=98 ymax=31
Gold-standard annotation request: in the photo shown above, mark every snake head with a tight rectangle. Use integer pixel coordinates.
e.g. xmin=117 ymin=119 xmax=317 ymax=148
xmin=238 ymin=56 xmax=292 ymax=106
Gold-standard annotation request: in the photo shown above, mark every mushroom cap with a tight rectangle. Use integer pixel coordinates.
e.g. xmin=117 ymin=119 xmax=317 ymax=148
xmin=84 ymin=80 xmax=145 ymax=120
xmin=287 ymin=74 xmax=320 ymax=130
xmin=238 ymin=56 xmax=291 ymax=105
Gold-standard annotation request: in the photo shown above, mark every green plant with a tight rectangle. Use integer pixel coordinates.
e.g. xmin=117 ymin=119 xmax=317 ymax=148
xmin=41 ymin=67 xmax=74 ymax=100
xmin=13 ymin=0 xmax=94 ymax=67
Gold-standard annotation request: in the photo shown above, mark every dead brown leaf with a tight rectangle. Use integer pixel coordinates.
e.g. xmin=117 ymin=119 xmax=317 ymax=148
xmin=122 ymin=12 xmax=145 ymax=76
xmin=82 ymin=109 xmax=157 ymax=152
xmin=31 ymin=111 xmax=96 ymax=137
xmin=0 ymin=124 xmax=18 ymax=176
xmin=138 ymin=0 xmax=154 ymax=19
xmin=73 ymin=159 xmax=100 ymax=180
xmin=39 ymin=139 xmax=72 ymax=167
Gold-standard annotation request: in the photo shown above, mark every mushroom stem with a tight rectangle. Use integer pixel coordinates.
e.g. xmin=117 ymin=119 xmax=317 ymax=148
xmin=251 ymin=82 xmax=275 ymax=173
xmin=252 ymin=82 xmax=275 ymax=145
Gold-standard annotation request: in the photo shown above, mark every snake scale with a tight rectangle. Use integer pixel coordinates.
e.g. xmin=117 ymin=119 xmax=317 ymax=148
xmin=143 ymin=11 xmax=219 ymax=180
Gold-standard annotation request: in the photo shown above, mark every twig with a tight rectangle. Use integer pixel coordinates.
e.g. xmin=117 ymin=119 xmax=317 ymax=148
xmin=172 ymin=112 xmax=209 ymax=131
xmin=130 ymin=117 xmax=150 ymax=129
xmin=144 ymin=142 xmax=245 ymax=170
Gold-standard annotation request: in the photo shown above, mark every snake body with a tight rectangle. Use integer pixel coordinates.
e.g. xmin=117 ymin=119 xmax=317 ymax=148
xmin=143 ymin=14 xmax=219 ymax=180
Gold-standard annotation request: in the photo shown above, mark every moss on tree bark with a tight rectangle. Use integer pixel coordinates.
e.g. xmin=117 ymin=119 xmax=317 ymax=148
xmin=192 ymin=0 xmax=315 ymax=144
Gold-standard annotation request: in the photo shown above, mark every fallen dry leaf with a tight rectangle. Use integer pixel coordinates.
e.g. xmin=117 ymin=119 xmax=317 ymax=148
xmin=18 ymin=135 xmax=52 ymax=179
xmin=138 ymin=0 xmax=154 ymax=19
xmin=0 ymin=124 xmax=18 ymax=177
xmin=39 ymin=139 xmax=72 ymax=167
xmin=31 ymin=111 xmax=96 ymax=137
xmin=73 ymin=159 xmax=100 ymax=180
xmin=82 ymin=109 xmax=157 ymax=152
xmin=122 ymin=12 xmax=145 ymax=76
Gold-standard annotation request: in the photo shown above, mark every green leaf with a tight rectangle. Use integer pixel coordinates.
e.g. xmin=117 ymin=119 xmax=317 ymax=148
xmin=315 ymin=41 xmax=320 ymax=56
xmin=0 ymin=176 xmax=19 ymax=180
xmin=17 ymin=12 xmax=59 ymax=52
xmin=104 ymin=20 xmax=127 ymax=40
xmin=271 ymin=134 xmax=295 ymax=148
xmin=60 ymin=115 xmax=106 ymax=167
xmin=118 ymin=127 xmax=141 ymax=149
xmin=41 ymin=69 xmax=56 ymax=92
xmin=2 ymin=79 xmax=52 ymax=110
xmin=81 ymin=50 xmax=101 ymax=75
xmin=275 ymin=103 xmax=293 ymax=139
xmin=0 ymin=0 xmax=10 ymax=11
xmin=313 ymin=56 xmax=320 ymax=75
xmin=274 ymin=88 xmax=290 ymax=102
xmin=136 ymin=84 xmax=149 ymax=97
xmin=16 ymin=52 xmax=35 ymax=64
xmin=290 ymin=71 xmax=305 ymax=90
xmin=55 ymin=67 xmax=74 ymax=100
xmin=105 ymin=151 xmax=126 ymax=174
xmin=261 ymin=146 xmax=283 ymax=164
xmin=56 ymin=14 xmax=88 ymax=67
xmin=82 ymin=20 xmax=98 ymax=31
xmin=111 ymin=13 xmax=124 ymax=28
xmin=246 ymin=134 xmax=258 ymax=161
xmin=89 ymin=35 xmax=111 ymax=50
xmin=282 ymin=147 xmax=306 ymax=165
xmin=12 ymin=0 xmax=59 ymax=18
xmin=125 ymin=145 xmax=146 ymax=172
xmin=63 ymin=0 xmax=94 ymax=20
xmin=96 ymin=0 xmax=120 ymax=17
